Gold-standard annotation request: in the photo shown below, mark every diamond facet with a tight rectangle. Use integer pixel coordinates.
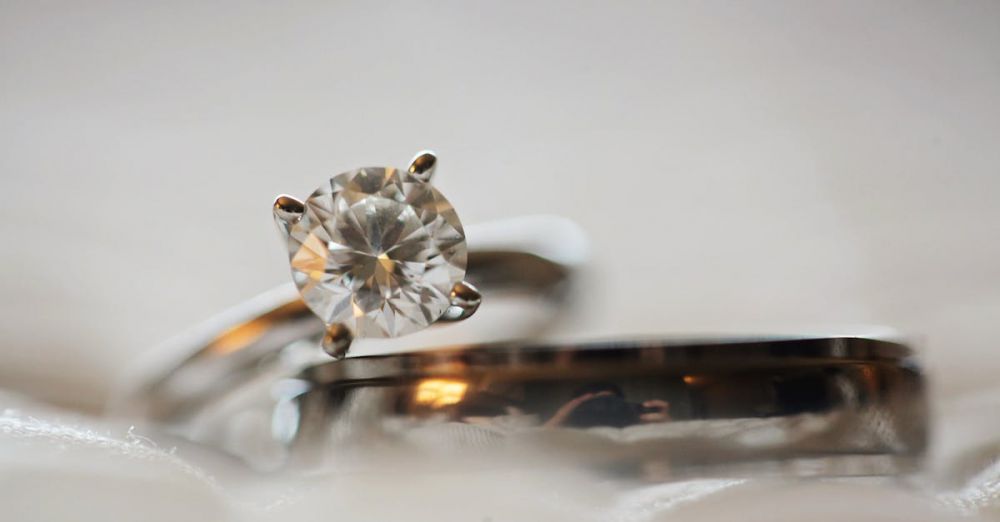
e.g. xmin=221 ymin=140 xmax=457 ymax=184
xmin=284 ymin=167 xmax=467 ymax=337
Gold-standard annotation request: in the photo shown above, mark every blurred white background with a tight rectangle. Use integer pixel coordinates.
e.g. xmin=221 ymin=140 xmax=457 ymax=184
xmin=1 ymin=0 xmax=998 ymax=429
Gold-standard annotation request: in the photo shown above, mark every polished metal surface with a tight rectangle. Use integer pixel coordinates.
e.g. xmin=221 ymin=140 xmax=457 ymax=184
xmin=272 ymin=194 xmax=305 ymax=225
xmin=441 ymin=280 xmax=482 ymax=321
xmin=320 ymin=323 xmax=354 ymax=359
xmin=407 ymin=150 xmax=437 ymax=181
xmin=135 ymin=335 xmax=928 ymax=478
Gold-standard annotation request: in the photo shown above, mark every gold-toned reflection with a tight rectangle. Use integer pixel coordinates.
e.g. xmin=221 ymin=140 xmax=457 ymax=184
xmin=208 ymin=319 xmax=269 ymax=355
xmin=413 ymin=378 xmax=468 ymax=408
xmin=204 ymin=299 xmax=309 ymax=356
xmin=682 ymin=375 xmax=702 ymax=385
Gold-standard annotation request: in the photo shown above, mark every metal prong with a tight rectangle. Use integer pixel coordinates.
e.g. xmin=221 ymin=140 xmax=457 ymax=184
xmin=273 ymin=195 xmax=304 ymax=234
xmin=440 ymin=281 xmax=482 ymax=322
xmin=321 ymin=323 xmax=354 ymax=359
xmin=408 ymin=150 xmax=437 ymax=181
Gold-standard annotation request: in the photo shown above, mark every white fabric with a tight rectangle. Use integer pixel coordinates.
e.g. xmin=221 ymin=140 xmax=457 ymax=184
xmin=1 ymin=392 xmax=998 ymax=521
xmin=1 ymin=0 xmax=999 ymax=519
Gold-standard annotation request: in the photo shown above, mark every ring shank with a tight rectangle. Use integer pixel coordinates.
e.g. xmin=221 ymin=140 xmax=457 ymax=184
xmin=168 ymin=336 xmax=927 ymax=478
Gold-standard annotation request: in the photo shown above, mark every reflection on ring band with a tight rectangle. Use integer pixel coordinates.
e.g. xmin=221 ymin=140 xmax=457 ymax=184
xmin=174 ymin=336 xmax=927 ymax=479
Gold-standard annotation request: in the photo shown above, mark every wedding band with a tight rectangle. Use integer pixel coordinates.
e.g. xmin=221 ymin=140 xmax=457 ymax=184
xmin=125 ymin=335 xmax=927 ymax=479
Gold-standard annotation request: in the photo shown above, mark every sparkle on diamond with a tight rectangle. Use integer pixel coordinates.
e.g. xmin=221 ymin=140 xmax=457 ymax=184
xmin=286 ymin=167 xmax=467 ymax=337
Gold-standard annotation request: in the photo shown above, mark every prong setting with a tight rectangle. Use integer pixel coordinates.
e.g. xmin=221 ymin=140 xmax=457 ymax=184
xmin=273 ymin=195 xmax=305 ymax=234
xmin=440 ymin=281 xmax=482 ymax=321
xmin=277 ymin=153 xmax=468 ymax=349
xmin=321 ymin=323 xmax=354 ymax=359
xmin=408 ymin=150 xmax=437 ymax=182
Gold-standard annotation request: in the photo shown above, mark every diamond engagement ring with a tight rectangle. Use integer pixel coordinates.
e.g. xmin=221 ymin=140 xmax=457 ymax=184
xmin=110 ymin=153 xmax=929 ymax=479
xmin=273 ymin=151 xmax=478 ymax=359
xmin=115 ymin=152 xmax=588 ymax=422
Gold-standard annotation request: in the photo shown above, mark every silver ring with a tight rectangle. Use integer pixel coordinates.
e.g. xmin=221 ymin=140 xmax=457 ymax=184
xmin=122 ymin=335 xmax=927 ymax=478
xmin=115 ymin=151 xmax=588 ymax=422
xmin=112 ymin=152 xmax=926 ymax=480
